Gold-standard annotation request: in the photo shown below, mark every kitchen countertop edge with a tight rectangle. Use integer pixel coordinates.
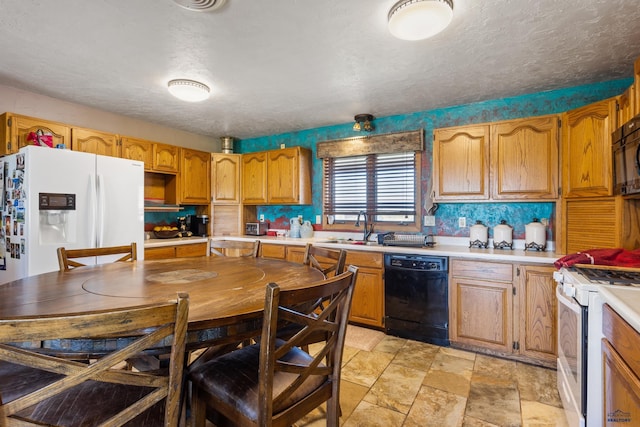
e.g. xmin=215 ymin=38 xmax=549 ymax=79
xmin=144 ymin=236 xmax=209 ymax=248
xmin=209 ymin=235 xmax=559 ymax=265
xmin=598 ymin=286 xmax=640 ymax=334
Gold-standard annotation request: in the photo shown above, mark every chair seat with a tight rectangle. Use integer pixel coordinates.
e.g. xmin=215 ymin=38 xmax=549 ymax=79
xmin=189 ymin=342 xmax=328 ymax=422
xmin=0 ymin=361 xmax=63 ymax=403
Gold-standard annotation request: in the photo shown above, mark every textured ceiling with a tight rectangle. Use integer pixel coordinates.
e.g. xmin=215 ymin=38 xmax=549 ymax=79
xmin=0 ymin=0 xmax=639 ymax=139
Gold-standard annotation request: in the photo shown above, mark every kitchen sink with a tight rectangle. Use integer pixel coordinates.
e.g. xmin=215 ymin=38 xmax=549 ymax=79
xmin=317 ymin=239 xmax=379 ymax=246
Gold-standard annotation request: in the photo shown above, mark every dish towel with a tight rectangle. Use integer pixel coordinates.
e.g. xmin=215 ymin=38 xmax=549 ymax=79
xmin=554 ymin=248 xmax=640 ymax=269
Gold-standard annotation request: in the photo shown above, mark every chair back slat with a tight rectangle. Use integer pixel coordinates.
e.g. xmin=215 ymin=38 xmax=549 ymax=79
xmin=303 ymin=244 xmax=346 ymax=277
xmin=0 ymin=293 xmax=189 ymax=427
xmin=57 ymin=243 xmax=137 ymax=271
xmin=259 ymin=265 xmax=357 ymax=425
xmin=210 ymin=240 xmax=260 ymax=257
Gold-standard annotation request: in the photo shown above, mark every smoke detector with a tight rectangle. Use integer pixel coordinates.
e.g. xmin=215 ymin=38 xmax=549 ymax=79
xmin=172 ymin=0 xmax=227 ymax=12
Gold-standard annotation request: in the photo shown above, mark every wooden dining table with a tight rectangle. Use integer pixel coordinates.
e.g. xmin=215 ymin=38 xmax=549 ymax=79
xmin=0 ymin=256 xmax=325 ymax=353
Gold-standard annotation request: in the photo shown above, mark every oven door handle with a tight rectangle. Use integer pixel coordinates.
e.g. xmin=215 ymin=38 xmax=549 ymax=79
xmin=556 ymin=285 xmax=581 ymax=314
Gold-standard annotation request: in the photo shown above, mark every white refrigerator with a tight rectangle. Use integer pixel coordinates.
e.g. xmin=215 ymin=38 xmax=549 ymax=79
xmin=0 ymin=145 xmax=144 ymax=283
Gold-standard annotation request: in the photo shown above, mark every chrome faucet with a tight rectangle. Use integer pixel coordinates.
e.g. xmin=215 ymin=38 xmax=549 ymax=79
xmin=355 ymin=211 xmax=374 ymax=242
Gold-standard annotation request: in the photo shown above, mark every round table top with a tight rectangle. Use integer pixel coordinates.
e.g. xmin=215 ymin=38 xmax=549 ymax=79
xmin=0 ymin=256 xmax=325 ymax=330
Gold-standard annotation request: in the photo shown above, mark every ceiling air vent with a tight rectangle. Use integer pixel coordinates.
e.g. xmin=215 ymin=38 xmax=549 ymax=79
xmin=172 ymin=0 xmax=226 ymax=12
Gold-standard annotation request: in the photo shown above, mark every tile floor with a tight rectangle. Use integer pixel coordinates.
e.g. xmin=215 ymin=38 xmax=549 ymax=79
xmin=296 ymin=332 xmax=569 ymax=427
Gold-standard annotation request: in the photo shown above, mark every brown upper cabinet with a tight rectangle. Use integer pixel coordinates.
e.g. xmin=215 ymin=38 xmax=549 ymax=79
xmin=242 ymin=147 xmax=312 ymax=205
xmin=0 ymin=113 xmax=71 ymax=155
xmin=153 ymin=143 xmax=180 ymax=174
xmin=180 ymin=148 xmax=210 ymax=205
xmin=71 ymin=127 xmax=119 ymax=157
xmin=121 ymin=136 xmax=154 ymax=169
xmin=561 ymin=97 xmax=617 ymax=198
xmin=635 ymin=56 xmax=640 ymax=114
xmin=211 ymin=153 xmax=241 ymax=204
xmin=433 ymin=114 xmax=559 ymax=201
xmin=617 ymin=85 xmax=635 ymax=126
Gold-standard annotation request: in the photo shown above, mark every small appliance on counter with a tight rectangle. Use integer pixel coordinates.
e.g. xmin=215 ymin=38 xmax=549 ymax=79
xmin=245 ymin=222 xmax=268 ymax=236
xmin=187 ymin=214 xmax=209 ymax=237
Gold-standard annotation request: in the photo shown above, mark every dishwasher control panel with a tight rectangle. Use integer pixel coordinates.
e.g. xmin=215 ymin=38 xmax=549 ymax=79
xmin=384 ymin=254 xmax=448 ymax=271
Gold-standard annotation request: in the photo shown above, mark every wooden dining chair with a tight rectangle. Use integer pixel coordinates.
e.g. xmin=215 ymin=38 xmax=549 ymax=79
xmin=303 ymin=243 xmax=346 ymax=277
xmin=0 ymin=293 xmax=189 ymax=427
xmin=188 ymin=265 xmax=358 ymax=427
xmin=57 ymin=242 xmax=137 ymax=271
xmin=210 ymin=239 xmax=260 ymax=257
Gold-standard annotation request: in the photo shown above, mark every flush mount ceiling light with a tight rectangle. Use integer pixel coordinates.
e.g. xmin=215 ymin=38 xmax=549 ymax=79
xmin=353 ymin=114 xmax=375 ymax=132
xmin=167 ymin=79 xmax=210 ymax=102
xmin=388 ymin=0 xmax=454 ymax=41
xmin=172 ymin=0 xmax=227 ymax=12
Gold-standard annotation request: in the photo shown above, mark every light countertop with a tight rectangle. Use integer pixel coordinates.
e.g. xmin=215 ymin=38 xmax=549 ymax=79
xmin=210 ymin=234 xmax=560 ymax=265
xmin=144 ymin=236 xmax=209 ymax=248
xmin=599 ymin=286 xmax=640 ymax=333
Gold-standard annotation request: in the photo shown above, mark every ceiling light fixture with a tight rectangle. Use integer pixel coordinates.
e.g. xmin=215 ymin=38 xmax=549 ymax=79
xmin=172 ymin=0 xmax=227 ymax=12
xmin=167 ymin=79 xmax=210 ymax=102
xmin=388 ymin=0 xmax=454 ymax=41
xmin=353 ymin=114 xmax=375 ymax=132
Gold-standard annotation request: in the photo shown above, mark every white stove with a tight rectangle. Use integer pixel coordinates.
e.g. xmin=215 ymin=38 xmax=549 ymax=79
xmin=554 ymin=265 xmax=640 ymax=427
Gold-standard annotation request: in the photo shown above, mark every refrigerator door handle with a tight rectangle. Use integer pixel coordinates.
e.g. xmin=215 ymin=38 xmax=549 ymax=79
xmin=89 ymin=174 xmax=98 ymax=247
xmin=97 ymin=174 xmax=106 ymax=247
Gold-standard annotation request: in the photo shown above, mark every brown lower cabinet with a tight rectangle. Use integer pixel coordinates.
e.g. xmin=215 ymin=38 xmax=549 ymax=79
xmin=144 ymin=242 xmax=208 ymax=260
xmin=602 ymin=304 xmax=640 ymax=426
xmin=449 ymin=259 xmax=556 ymax=367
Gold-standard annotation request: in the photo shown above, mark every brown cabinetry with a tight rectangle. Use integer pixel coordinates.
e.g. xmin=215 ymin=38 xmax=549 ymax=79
xmin=602 ymin=304 xmax=640 ymax=426
xmin=153 ymin=143 xmax=180 ymax=174
xmin=242 ymin=147 xmax=312 ymax=205
xmin=211 ymin=153 xmax=241 ymax=204
xmin=71 ymin=127 xmax=119 ymax=156
xmin=0 ymin=113 xmax=71 ymax=155
xmin=144 ymin=242 xmax=208 ymax=260
xmin=433 ymin=114 xmax=559 ymax=201
xmin=180 ymin=148 xmax=210 ymax=205
xmin=561 ymin=97 xmax=617 ymax=198
xmin=617 ymin=85 xmax=635 ymax=126
xmin=121 ymin=136 xmax=154 ymax=169
xmin=450 ymin=259 xmax=556 ymax=367
xmin=260 ymin=243 xmax=287 ymax=260
xmin=345 ymin=251 xmax=384 ymax=328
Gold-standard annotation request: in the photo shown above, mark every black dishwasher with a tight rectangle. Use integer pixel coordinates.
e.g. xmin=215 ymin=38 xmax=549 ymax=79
xmin=384 ymin=254 xmax=449 ymax=346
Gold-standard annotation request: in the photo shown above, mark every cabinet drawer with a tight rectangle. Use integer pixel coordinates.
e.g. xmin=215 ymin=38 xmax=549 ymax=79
xmin=144 ymin=246 xmax=176 ymax=260
xmin=603 ymin=304 xmax=640 ymax=378
xmin=261 ymin=243 xmax=286 ymax=260
xmin=451 ymin=259 xmax=512 ymax=282
xmin=345 ymin=251 xmax=383 ymax=269
xmin=176 ymin=243 xmax=208 ymax=258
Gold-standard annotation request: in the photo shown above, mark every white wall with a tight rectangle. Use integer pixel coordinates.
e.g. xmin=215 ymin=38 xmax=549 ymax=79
xmin=0 ymin=84 xmax=220 ymax=152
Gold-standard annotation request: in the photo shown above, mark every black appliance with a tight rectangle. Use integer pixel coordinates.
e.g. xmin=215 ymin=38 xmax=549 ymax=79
xmin=612 ymin=113 xmax=640 ymax=195
xmin=187 ymin=214 xmax=209 ymax=237
xmin=384 ymin=254 xmax=449 ymax=346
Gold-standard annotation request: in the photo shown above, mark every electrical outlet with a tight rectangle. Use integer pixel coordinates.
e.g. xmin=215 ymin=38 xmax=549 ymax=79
xmin=280 ymin=143 xmax=286 ymax=149
xmin=316 ymin=215 xmax=321 ymax=225
xmin=259 ymin=214 xmax=265 ymax=222
xmin=458 ymin=217 xmax=466 ymax=228
xmin=424 ymin=215 xmax=436 ymax=226
xmin=541 ymin=218 xmax=549 ymax=226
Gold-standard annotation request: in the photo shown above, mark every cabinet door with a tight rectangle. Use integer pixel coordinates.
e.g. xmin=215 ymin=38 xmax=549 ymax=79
xmin=562 ymin=97 xmax=617 ymax=198
xmin=260 ymin=243 xmax=286 ymax=260
xmin=491 ymin=116 xmax=559 ymax=200
xmin=349 ymin=266 xmax=384 ymax=328
xmin=211 ymin=153 xmax=241 ymax=204
xmin=144 ymin=246 xmax=176 ymax=260
xmin=450 ymin=276 xmax=513 ymax=353
xmin=211 ymin=205 xmax=243 ymax=236
xmin=181 ymin=148 xmax=211 ymax=205
xmin=242 ymin=152 xmax=268 ymax=204
xmin=121 ymin=137 xmax=153 ymax=170
xmin=267 ymin=147 xmax=307 ymax=204
xmin=617 ymin=86 xmax=635 ymax=126
xmin=153 ymin=143 xmax=179 ymax=173
xmin=635 ymin=56 xmax=640 ymax=115
xmin=1 ymin=113 xmax=71 ymax=154
xmin=433 ymin=125 xmax=490 ymax=200
xmin=602 ymin=340 xmax=640 ymax=426
xmin=71 ymin=127 xmax=119 ymax=156
xmin=518 ymin=265 xmax=557 ymax=364
xmin=286 ymin=246 xmax=306 ymax=264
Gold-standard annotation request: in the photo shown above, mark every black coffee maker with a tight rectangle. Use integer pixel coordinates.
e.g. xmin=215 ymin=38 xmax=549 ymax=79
xmin=187 ymin=214 xmax=209 ymax=237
